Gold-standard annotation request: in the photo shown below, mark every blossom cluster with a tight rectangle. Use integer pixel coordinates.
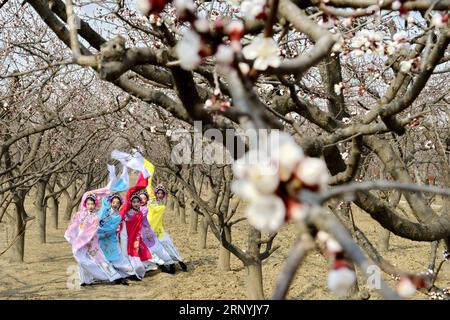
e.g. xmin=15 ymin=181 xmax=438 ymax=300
xmin=316 ymin=230 xmax=357 ymax=297
xmin=231 ymin=131 xmax=329 ymax=232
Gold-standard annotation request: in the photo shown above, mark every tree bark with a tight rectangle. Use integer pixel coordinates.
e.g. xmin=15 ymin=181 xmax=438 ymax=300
xmin=198 ymin=215 xmax=208 ymax=249
xmin=245 ymin=263 xmax=265 ymax=300
xmin=245 ymin=226 xmax=265 ymax=299
xmin=189 ymin=204 xmax=198 ymax=233
xmin=380 ymin=229 xmax=391 ymax=252
xmin=34 ymin=179 xmax=48 ymax=243
xmin=218 ymin=226 xmax=232 ymax=271
xmin=179 ymin=205 xmax=186 ymax=224
xmin=49 ymin=195 xmax=59 ymax=229
xmin=11 ymin=192 xmax=26 ymax=262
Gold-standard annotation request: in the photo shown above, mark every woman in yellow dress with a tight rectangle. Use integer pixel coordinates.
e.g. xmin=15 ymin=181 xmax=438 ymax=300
xmin=147 ymin=183 xmax=187 ymax=273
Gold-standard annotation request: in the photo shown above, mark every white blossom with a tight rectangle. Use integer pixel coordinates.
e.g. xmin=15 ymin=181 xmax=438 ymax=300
xmin=288 ymin=201 xmax=309 ymax=222
xmin=233 ymin=149 xmax=279 ymax=194
xmin=166 ymin=129 xmax=172 ymax=137
xmin=240 ymin=0 xmax=265 ymax=21
xmin=397 ymin=278 xmax=416 ymax=298
xmin=295 ymin=157 xmax=329 ymax=190
xmin=393 ymin=31 xmax=407 ymax=43
xmin=203 ymin=99 xmax=213 ymax=109
xmin=334 ymin=82 xmax=343 ymax=95
xmin=328 ymin=267 xmax=356 ymax=297
xmin=351 ymin=30 xmax=384 ymax=56
xmin=242 ymin=35 xmax=281 ymax=71
xmin=407 ymin=16 xmax=416 ymax=24
xmin=326 ymin=238 xmax=343 ymax=253
xmin=342 ymin=117 xmax=351 ymax=124
xmin=233 ymin=149 xmax=263 ymax=179
xmin=215 ymin=45 xmax=235 ymax=66
xmin=267 ymin=131 xmax=304 ymax=181
xmin=431 ymin=14 xmax=445 ymax=28
xmin=248 ymin=162 xmax=280 ymax=194
xmin=175 ymin=30 xmax=202 ymax=70
xmin=231 ymin=179 xmax=262 ymax=202
xmin=341 ymin=151 xmax=349 ymax=160
xmin=424 ymin=140 xmax=435 ymax=150
xmin=400 ymin=60 xmax=412 ymax=73
xmin=136 ymin=0 xmax=151 ymax=15
xmin=391 ymin=0 xmax=401 ymax=10
xmin=245 ymin=194 xmax=286 ymax=232
xmin=317 ymin=231 xmax=331 ymax=243
xmin=331 ymin=36 xmax=344 ymax=52
xmin=194 ymin=18 xmax=210 ymax=33
xmin=238 ymin=62 xmax=250 ymax=75
xmin=173 ymin=0 xmax=196 ymax=12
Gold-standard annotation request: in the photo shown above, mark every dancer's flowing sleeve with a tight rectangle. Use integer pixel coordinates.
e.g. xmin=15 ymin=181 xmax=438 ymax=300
xmin=148 ymin=204 xmax=166 ymax=239
xmin=112 ymin=165 xmax=129 ymax=193
xmin=106 ymin=164 xmax=117 ymax=190
xmin=64 ymin=207 xmax=101 ymax=253
xmin=144 ymin=159 xmax=156 ymax=200
xmin=78 ymin=186 xmax=110 ymax=211
xmin=119 ymin=172 xmax=148 ymax=218
xmin=98 ymin=197 xmax=111 ymax=221
xmin=64 ymin=210 xmax=82 ymax=244
xmin=112 ymin=150 xmax=151 ymax=178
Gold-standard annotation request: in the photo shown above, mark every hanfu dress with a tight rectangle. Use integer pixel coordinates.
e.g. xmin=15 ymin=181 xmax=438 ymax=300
xmin=97 ymin=198 xmax=138 ymax=277
xmin=64 ymin=189 xmax=122 ymax=285
xmin=141 ymin=205 xmax=174 ymax=266
xmin=119 ymin=172 xmax=156 ymax=278
xmin=148 ymin=196 xmax=184 ymax=263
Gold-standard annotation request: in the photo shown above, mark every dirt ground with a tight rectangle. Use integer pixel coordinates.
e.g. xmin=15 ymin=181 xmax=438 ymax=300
xmin=0 ymin=199 xmax=449 ymax=300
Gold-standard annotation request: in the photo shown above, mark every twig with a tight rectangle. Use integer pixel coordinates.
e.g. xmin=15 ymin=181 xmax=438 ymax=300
xmin=272 ymin=234 xmax=314 ymax=299
xmin=309 ymin=180 xmax=450 ymax=205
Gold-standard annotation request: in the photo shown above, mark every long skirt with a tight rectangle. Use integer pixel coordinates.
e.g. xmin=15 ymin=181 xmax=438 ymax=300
xmin=159 ymin=233 xmax=183 ymax=262
xmin=118 ymin=222 xmax=160 ymax=276
xmin=149 ymin=238 xmax=175 ymax=265
xmin=74 ymin=242 xmax=122 ymax=285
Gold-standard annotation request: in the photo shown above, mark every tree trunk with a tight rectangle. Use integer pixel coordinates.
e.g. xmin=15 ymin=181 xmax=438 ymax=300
xmin=245 ymin=263 xmax=264 ymax=299
xmin=198 ymin=215 xmax=208 ymax=249
xmin=379 ymin=164 xmax=391 ymax=251
xmin=189 ymin=205 xmax=198 ymax=233
xmin=63 ymin=189 xmax=74 ymax=221
xmin=35 ymin=180 xmax=47 ymax=244
xmin=167 ymin=196 xmax=175 ymax=212
xmin=380 ymin=229 xmax=391 ymax=252
xmin=179 ymin=205 xmax=186 ymax=224
xmin=428 ymin=241 xmax=439 ymax=272
xmin=218 ymin=226 xmax=231 ymax=271
xmin=178 ymin=194 xmax=186 ymax=224
xmin=49 ymin=196 xmax=59 ymax=229
xmin=244 ymin=226 xmax=265 ymax=299
xmin=11 ymin=194 xmax=26 ymax=262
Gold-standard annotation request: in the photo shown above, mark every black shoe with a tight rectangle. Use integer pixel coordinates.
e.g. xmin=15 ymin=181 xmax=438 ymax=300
xmin=80 ymin=283 xmax=88 ymax=287
xmin=168 ymin=264 xmax=176 ymax=274
xmin=114 ymin=278 xmax=129 ymax=286
xmin=127 ymin=275 xmax=141 ymax=281
xmin=158 ymin=265 xmax=170 ymax=273
xmin=179 ymin=261 xmax=188 ymax=272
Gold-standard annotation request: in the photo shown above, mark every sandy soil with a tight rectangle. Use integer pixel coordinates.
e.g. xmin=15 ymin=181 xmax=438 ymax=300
xmin=0 ymin=200 xmax=448 ymax=300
